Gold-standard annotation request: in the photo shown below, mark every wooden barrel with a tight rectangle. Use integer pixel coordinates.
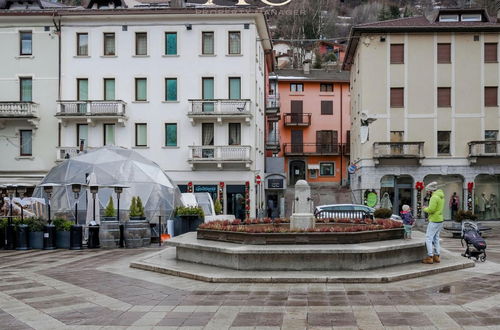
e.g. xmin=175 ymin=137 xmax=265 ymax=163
xmin=124 ymin=220 xmax=150 ymax=248
xmin=99 ymin=220 xmax=120 ymax=248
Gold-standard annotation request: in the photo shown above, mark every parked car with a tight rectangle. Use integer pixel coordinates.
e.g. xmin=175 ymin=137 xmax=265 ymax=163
xmin=314 ymin=204 xmax=402 ymax=221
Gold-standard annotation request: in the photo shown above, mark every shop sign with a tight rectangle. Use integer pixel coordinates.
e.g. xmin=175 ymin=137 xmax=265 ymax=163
xmin=268 ymin=179 xmax=284 ymax=189
xmin=194 ymin=185 xmax=217 ymax=193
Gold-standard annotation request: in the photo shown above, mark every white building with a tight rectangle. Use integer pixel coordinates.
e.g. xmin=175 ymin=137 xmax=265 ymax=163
xmin=55 ymin=3 xmax=272 ymax=218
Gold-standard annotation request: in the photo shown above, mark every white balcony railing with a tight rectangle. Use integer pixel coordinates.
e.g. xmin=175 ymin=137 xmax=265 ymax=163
xmin=57 ymin=100 xmax=126 ymax=116
xmin=469 ymin=141 xmax=500 ymax=157
xmin=188 ymin=99 xmax=251 ymax=116
xmin=373 ymin=142 xmax=425 ymax=159
xmin=0 ymin=102 xmax=38 ymax=117
xmin=189 ymin=145 xmax=252 ymax=163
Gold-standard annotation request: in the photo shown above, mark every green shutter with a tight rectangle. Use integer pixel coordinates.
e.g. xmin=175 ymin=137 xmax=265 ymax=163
xmin=136 ymin=79 xmax=147 ymax=101
xmin=166 ymin=78 xmax=177 ymax=101
xmin=166 ymin=33 xmax=177 ymax=55
xmin=105 ymin=124 xmax=115 ymax=145
xmin=202 ymin=78 xmax=214 ymax=112
xmin=104 ymin=79 xmax=115 ymax=100
xmin=78 ymin=79 xmax=88 ymax=100
xmin=136 ymin=124 xmax=147 ymax=146
xmin=229 ymin=78 xmax=241 ymax=99
xmin=20 ymin=78 xmax=32 ymax=102
xmin=165 ymin=124 xmax=177 ymax=147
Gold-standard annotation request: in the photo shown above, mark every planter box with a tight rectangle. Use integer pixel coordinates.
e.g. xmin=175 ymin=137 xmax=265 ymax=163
xmin=56 ymin=231 xmax=70 ymax=249
xmin=29 ymin=231 xmax=44 ymax=249
xmin=197 ymin=228 xmax=404 ymax=245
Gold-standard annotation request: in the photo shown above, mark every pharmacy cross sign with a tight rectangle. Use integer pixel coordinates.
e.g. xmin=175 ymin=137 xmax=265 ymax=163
xmin=202 ymin=0 xmax=292 ymax=6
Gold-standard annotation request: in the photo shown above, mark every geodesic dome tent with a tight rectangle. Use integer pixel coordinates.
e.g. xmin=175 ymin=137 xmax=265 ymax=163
xmin=33 ymin=146 xmax=182 ymax=223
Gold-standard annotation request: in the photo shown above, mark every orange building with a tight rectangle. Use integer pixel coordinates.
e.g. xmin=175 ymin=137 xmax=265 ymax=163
xmin=264 ymin=65 xmax=350 ymax=217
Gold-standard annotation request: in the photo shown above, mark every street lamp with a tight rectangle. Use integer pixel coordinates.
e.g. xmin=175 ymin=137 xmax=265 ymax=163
xmin=69 ymin=183 xmax=84 ymax=250
xmin=5 ymin=185 xmax=16 ymax=250
xmin=40 ymin=183 xmax=60 ymax=250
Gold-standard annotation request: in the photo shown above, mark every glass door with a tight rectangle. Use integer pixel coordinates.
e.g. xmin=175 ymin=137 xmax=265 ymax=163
xmin=202 ymin=77 xmax=214 ymax=112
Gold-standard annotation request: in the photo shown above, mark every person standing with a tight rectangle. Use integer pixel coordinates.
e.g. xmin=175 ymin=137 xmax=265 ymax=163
xmin=422 ymin=182 xmax=445 ymax=264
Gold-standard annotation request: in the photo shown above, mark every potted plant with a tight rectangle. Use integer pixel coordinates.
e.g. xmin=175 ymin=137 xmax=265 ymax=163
xmin=53 ymin=218 xmax=72 ymax=249
xmin=103 ymin=196 xmax=116 ymax=221
xmin=27 ymin=217 xmax=44 ymax=249
xmin=373 ymin=208 xmax=393 ymax=220
xmin=175 ymin=206 xmax=205 ymax=233
xmin=214 ymin=199 xmax=222 ymax=215
xmin=129 ymin=196 xmax=145 ymax=220
xmin=0 ymin=217 xmax=6 ymax=249
xmin=124 ymin=196 xmax=150 ymax=248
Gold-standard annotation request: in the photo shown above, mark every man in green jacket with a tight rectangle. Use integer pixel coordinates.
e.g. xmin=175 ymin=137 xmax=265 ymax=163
xmin=422 ymin=182 xmax=445 ymax=264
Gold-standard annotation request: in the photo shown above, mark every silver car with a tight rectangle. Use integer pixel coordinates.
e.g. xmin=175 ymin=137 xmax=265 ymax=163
xmin=314 ymin=204 xmax=402 ymax=221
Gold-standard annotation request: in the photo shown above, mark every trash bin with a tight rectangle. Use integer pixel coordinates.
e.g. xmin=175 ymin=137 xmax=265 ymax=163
xmin=150 ymin=223 xmax=159 ymax=243
xmin=70 ymin=225 xmax=83 ymax=250
xmin=16 ymin=224 xmax=30 ymax=250
xmin=88 ymin=225 xmax=100 ymax=249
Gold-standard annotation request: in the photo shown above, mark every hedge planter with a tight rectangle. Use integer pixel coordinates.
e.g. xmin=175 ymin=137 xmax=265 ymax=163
xmin=179 ymin=215 xmax=203 ymax=233
xmin=29 ymin=231 xmax=44 ymax=249
xmin=16 ymin=224 xmax=30 ymax=250
xmin=56 ymin=231 xmax=70 ymax=249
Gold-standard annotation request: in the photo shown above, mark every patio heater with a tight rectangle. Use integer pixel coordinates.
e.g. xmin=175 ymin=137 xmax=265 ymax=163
xmin=88 ymin=185 xmax=100 ymax=249
xmin=109 ymin=185 xmax=128 ymax=248
xmin=70 ymin=183 xmax=84 ymax=250
xmin=5 ymin=185 xmax=16 ymax=250
xmin=15 ymin=185 xmax=29 ymax=250
xmin=40 ymin=183 xmax=59 ymax=250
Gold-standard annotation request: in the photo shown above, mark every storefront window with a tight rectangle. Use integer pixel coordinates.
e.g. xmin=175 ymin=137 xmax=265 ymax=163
xmin=474 ymin=175 xmax=500 ymax=221
xmin=424 ymin=175 xmax=464 ymax=221
xmin=226 ymin=185 xmax=246 ymax=220
xmin=380 ymin=175 xmax=413 ymax=214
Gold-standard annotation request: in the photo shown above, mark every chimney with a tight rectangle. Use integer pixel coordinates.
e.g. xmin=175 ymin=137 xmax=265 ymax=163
xmin=303 ymin=60 xmax=311 ymax=75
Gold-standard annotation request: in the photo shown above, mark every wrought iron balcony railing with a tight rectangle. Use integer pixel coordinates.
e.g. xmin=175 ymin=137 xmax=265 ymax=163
xmin=283 ymin=113 xmax=312 ymax=126
xmin=373 ymin=142 xmax=425 ymax=159
xmin=283 ymin=143 xmax=342 ymax=156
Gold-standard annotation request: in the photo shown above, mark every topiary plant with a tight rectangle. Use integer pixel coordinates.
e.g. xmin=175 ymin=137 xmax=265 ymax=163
xmin=129 ymin=196 xmax=145 ymax=218
xmin=26 ymin=217 xmax=44 ymax=232
xmin=135 ymin=196 xmax=145 ymax=217
xmin=214 ymin=199 xmax=222 ymax=215
xmin=53 ymin=218 xmax=72 ymax=231
xmin=129 ymin=196 xmax=137 ymax=216
xmin=104 ymin=196 xmax=116 ymax=217
xmin=373 ymin=208 xmax=393 ymax=219
xmin=175 ymin=206 xmax=204 ymax=217
xmin=455 ymin=210 xmax=477 ymax=222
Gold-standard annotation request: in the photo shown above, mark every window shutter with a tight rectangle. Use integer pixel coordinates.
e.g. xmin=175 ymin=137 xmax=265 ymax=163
xmin=136 ymin=33 xmax=147 ymax=55
xmin=437 ymin=87 xmax=451 ymax=107
xmin=321 ymin=100 xmax=333 ymax=115
xmin=485 ymin=87 xmax=498 ymax=107
xmin=165 ymin=33 xmax=177 ymax=55
xmin=437 ymin=43 xmax=451 ymax=63
xmin=390 ymin=44 xmax=404 ymax=64
xmin=485 ymin=43 xmax=498 ymax=63
xmin=390 ymin=88 xmax=404 ymax=107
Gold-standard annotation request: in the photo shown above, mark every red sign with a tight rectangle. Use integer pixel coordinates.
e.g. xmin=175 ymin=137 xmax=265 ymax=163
xmin=256 ymin=175 xmax=262 ymax=185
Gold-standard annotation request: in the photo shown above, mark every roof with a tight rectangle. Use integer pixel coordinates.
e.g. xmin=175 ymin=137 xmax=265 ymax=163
xmin=343 ymin=8 xmax=500 ymax=71
xmin=274 ymin=68 xmax=350 ymax=83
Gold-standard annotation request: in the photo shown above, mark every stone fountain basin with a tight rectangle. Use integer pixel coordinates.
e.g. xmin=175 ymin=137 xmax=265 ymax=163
xmin=197 ymin=226 xmax=404 ymax=245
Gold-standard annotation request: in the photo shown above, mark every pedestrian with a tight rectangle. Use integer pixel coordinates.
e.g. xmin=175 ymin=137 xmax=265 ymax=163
xmin=422 ymin=182 xmax=445 ymax=264
xmin=400 ymin=204 xmax=414 ymax=239
xmin=267 ymin=198 xmax=274 ymax=219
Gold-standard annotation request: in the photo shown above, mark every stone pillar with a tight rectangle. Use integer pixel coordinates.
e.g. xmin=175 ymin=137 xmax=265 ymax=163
xmin=290 ymin=180 xmax=315 ymax=230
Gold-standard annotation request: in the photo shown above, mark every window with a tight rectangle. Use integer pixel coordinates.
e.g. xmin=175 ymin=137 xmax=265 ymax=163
xmin=20 ymin=31 xmax=32 ymax=55
xmin=20 ymin=77 xmax=32 ymax=102
xmin=437 ymin=131 xmax=451 ymax=155
xmin=390 ymin=88 xmax=404 ymax=107
xmin=19 ymin=130 xmax=32 ymax=156
xmin=202 ymin=32 xmax=214 ymax=55
xmin=485 ymin=130 xmax=498 ymax=153
xmin=104 ymin=78 xmax=115 ymax=100
xmin=228 ymin=31 xmax=241 ymax=54
xmin=485 ymin=43 xmax=497 ymax=63
xmin=135 ymin=78 xmax=147 ymax=101
xmin=485 ymin=87 xmax=498 ymax=107
xmin=165 ymin=32 xmax=177 ymax=55
xmin=321 ymin=100 xmax=333 ymax=115
xmin=461 ymin=14 xmax=482 ymax=22
xmin=103 ymin=33 xmax=115 ymax=56
xmin=437 ymin=87 xmax=451 ymax=107
xmin=390 ymin=44 xmax=404 ymax=64
xmin=77 ymin=79 xmax=88 ymax=113
xmin=316 ymin=130 xmax=337 ymax=153
xmin=290 ymin=83 xmax=304 ymax=92
xmin=320 ymin=83 xmax=333 ymax=92
xmin=437 ymin=43 xmax=451 ymax=63
xmin=77 ymin=124 xmax=88 ymax=148
xmin=165 ymin=123 xmax=177 ymax=147
xmin=229 ymin=77 xmax=241 ymax=99
xmin=320 ymin=163 xmax=335 ymax=176
xmin=135 ymin=32 xmax=147 ymax=56
xmin=135 ymin=123 xmax=147 ymax=146
xmin=77 ymin=33 xmax=88 ymax=56
xmin=202 ymin=123 xmax=214 ymax=158
xmin=439 ymin=14 xmax=459 ymax=22
xmin=229 ymin=123 xmax=241 ymax=145
xmin=202 ymin=77 xmax=214 ymax=112
xmin=103 ymin=124 xmax=115 ymax=146
xmin=165 ymin=78 xmax=177 ymax=101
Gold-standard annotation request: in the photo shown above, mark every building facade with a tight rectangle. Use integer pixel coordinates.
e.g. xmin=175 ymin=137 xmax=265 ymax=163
xmin=0 ymin=2 xmax=272 ymax=219
xmin=344 ymin=8 xmax=500 ymax=221
xmin=265 ymin=66 xmax=350 ymax=217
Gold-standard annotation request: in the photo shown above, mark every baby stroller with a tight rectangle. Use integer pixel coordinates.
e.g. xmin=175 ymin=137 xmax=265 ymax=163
xmin=461 ymin=221 xmax=487 ymax=262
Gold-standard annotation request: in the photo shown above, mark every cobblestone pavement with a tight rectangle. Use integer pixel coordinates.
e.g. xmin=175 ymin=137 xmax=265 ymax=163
xmin=2 ymin=224 xmax=500 ymax=329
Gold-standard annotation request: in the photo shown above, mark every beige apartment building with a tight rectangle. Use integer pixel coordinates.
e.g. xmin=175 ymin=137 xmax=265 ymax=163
xmin=344 ymin=8 xmax=500 ymax=221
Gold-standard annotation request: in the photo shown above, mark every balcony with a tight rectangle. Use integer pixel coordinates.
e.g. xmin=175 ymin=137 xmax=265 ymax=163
xmin=373 ymin=142 xmax=425 ymax=165
xmin=343 ymin=143 xmax=350 ymax=156
xmin=188 ymin=145 xmax=252 ymax=168
xmin=56 ymin=100 xmax=127 ymax=126
xmin=188 ymin=99 xmax=252 ymax=124
xmin=283 ymin=113 xmax=312 ymax=127
xmin=283 ymin=143 xmax=342 ymax=156
xmin=266 ymin=95 xmax=280 ymax=117
xmin=56 ymin=146 xmax=95 ymax=161
xmin=468 ymin=141 xmax=500 ymax=164
xmin=0 ymin=102 xmax=39 ymax=128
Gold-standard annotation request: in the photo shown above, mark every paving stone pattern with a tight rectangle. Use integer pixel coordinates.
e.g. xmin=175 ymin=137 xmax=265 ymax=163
xmin=2 ymin=226 xmax=500 ymax=329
